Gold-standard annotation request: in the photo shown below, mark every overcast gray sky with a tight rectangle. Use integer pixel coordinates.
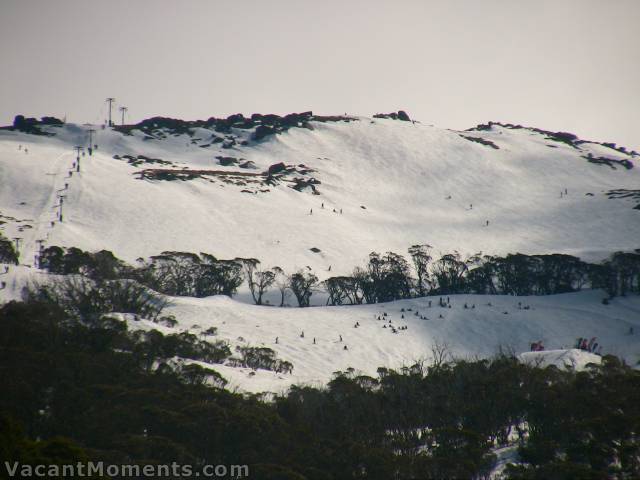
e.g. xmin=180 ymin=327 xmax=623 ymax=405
xmin=1 ymin=0 xmax=638 ymax=150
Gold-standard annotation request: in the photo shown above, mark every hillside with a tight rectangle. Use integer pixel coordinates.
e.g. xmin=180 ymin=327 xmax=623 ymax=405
xmin=0 ymin=113 xmax=638 ymax=277
xmin=0 ymin=113 xmax=639 ymax=395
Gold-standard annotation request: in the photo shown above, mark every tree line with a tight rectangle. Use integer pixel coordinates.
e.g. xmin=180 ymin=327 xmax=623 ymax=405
xmin=38 ymin=245 xmax=640 ymax=307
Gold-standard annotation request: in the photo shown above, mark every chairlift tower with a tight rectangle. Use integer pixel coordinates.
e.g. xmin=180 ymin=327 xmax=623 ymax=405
xmin=119 ymin=106 xmax=128 ymax=126
xmin=87 ymin=128 xmax=96 ymax=155
xmin=74 ymin=146 xmax=83 ymax=172
xmin=58 ymin=196 xmax=66 ymax=222
xmin=106 ymin=97 xmax=115 ymax=126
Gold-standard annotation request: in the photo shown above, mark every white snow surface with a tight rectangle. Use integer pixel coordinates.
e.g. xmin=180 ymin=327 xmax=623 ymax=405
xmin=1 ymin=117 xmax=639 ymax=393
xmin=1 ymin=118 xmax=638 ymax=274
xmin=4 ymin=265 xmax=637 ymax=394
xmin=518 ymin=348 xmax=601 ymax=370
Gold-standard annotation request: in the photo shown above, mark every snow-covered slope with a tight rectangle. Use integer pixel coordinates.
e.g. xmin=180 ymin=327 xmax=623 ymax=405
xmin=0 ymin=117 xmax=638 ymax=276
xmin=1 ymin=115 xmax=638 ymax=393
xmin=169 ymin=288 xmax=640 ymax=391
xmin=518 ymin=348 xmax=602 ymax=370
xmin=4 ymin=264 xmax=636 ymax=394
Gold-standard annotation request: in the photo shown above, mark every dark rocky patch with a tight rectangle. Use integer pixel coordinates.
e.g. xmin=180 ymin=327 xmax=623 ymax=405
xmin=459 ymin=134 xmax=499 ymax=149
xmin=112 ymin=111 xmax=357 ymax=146
xmin=254 ymin=125 xmax=276 ymax=141
xmin=0 ymin=115 xmax=63 ymax=136
xmin=135 ymin=162 xmax=319 ymax=193
xmin=267 ymin=162 xmax=287 ymax=176
xmin=467 ymin=121 xmax=637 ymax=155
xmin=606 ymin=189 xmax=640 ymax=209
xmin=373 ymin=110 xmax=411 ymax=121
xmin=222 ymin=137 xmax=236 ymax=149
xmin=215 ymin=156 xmax=256 ymax=168
xmin=239 ymin=160 xmax=257 ymax=169
xmin=114 ymin=154 xmax=173 ymax=167
xmin=216 ymin=156 xmax=239 ymax=167
xmin=584 ymin=153 xmax=633 ymax=170
xmin=291 ymin=177 xmax=321 ymax=194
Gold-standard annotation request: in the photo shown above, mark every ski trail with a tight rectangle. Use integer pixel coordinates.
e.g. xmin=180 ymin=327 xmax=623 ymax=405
xmin=21 ymin=150 xmax=73 ymax=266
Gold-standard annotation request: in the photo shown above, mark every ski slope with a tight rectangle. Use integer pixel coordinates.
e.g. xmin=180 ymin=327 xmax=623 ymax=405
xmin=0 ymin=117 xmax=638 ymax=277
xmin=1 ymin=115 xmax=639 ymax=393
xmin=82 ymin=289 xmax=640 ymax=393
xmin=3 ymin=265 xmax=637 ymax=394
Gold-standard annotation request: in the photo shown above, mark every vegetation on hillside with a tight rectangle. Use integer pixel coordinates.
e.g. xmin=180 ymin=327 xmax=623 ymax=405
xmin=37 ymin=245 xmax=640 ymax=307
xmin=1 ymin=297 xmax=638 ymax=479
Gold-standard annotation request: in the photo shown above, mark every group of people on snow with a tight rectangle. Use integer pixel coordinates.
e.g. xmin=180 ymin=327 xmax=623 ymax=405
xmin=310 ymin=203 xmax=343 ymax=215
xmin=575 ymin=337 xmax=602 ymax=355
xmin=530 ymin=341 xmax=545 ymax=352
